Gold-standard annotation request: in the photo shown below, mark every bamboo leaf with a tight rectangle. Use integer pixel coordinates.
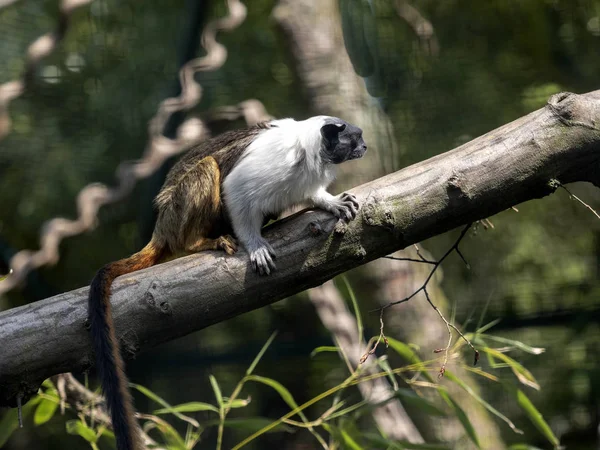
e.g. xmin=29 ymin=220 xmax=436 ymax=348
xmin=154 ymin=401 xmax=219 ymax=415
xmin=483 ymin=348 xmax=540 ymax=390
xmin=508 ymin=445 xmax=545 ymax=450
xmin=437 ymin=389 xmax=481 ymax=449
xmin=341 ymin=275 xmax=363 ymax=340
xmin=209 ymin=375 xmax=224 ymax=408
xmin=66 ymin=420 xmax=97 ymax=443
xmin=130 ymin=383 xmax=199 ymax=427
xmin=445 ymin=371 xmax=523 ymax=434
xmin=137 ymin=414 xmax=187 ymax=449
xmin=393 ymin=389 xmax=446 ymax=417
xmin=363 ymin=433 xmax=451 ymax=449
xmin=339 ymin=428 xmax=364 ymax=450
xmin=482 ymin=335 xmax=545 ymax=355
xmin=224 ymin=397 xmax=251 ymax=409
xmin=504 ymin=384 xmax=560 ymax=448
xmin=33 ymin=397 xmax=59 ymax=426
xmin=246 ymin=331 xmax=278 ymax=376
xmin=377 ymin=357 xmax=399 ymax=391
xmin=386 ymin=337 xmax=434 ymax=382
xmin=0 ymin=397 xmax=40 ymax=447
xmin=206 ymin=417 xmax=293 ymax=433
xmin=245 ymin=375 xmax=300 ymax=412
xmin=310 ymin=346 xmax=339 ymax=357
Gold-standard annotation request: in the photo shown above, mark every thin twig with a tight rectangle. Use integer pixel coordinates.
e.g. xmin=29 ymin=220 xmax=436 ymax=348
xmin=372 ymin=224 xmax=479 ymax=373
xmin=378 ymin=224 xmax=472 ymax=309
xmin=424 ymin=288 xmax=479 ymax=377
xmin=413 ymin=244 xmax=429 ymax=262
xmin=383 ymin=256 xmax=436 ymax=264
xmin=560 ymin=185 xmax=600 ymax=220
xmin=359 ymin=309 xmax=388 ymax=364
xmin=17 ymin=394 xmax=22 ymax=428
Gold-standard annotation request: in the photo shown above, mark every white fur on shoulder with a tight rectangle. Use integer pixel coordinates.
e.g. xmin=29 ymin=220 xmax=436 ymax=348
xmin=223 ymin=119 xmax=328 ymax=227
xmin=222 ymin=116 xmax=337 ymax=261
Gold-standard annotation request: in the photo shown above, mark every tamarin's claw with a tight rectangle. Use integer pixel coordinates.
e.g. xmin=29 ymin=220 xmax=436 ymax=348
xmin=250 ymin=243 xmax=276 ymax=275
xmin=217 ymin=235 xmax=238 ymax=255
xmin=331 ymin=193 xmax=360 ymax=222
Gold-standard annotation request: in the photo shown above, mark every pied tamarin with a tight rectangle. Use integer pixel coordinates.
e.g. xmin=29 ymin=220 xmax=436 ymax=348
xmin=89 ymin=116 xmax=367 ymax=450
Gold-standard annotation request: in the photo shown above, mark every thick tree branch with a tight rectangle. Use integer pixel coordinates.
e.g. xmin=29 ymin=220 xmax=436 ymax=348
xmin=1 ymin=90 xmax=600 ymax=406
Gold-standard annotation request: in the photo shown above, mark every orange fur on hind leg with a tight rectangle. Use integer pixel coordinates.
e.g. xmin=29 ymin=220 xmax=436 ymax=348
xmin=185 ymin=235 xmax=237 ymax=255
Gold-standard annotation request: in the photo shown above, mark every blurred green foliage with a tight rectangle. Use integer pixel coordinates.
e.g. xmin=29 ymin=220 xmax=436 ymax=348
xmin=0 ymin=327 xmax=559 ymax=450
xmin=1 ymin=0 xmax=600 ymax=449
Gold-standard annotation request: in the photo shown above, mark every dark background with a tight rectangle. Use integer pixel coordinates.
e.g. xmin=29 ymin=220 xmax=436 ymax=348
xmin=1 ymin=0 xmax=600 ymax=449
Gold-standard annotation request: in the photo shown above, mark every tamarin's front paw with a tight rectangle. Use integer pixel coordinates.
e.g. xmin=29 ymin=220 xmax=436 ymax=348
xmin=217 ymin=235 xmax=238 ymax=255
xmin=331 ymin=193 xmax=360 ymax=221
xmin=250 ymin=243 xmax=276 ymax=276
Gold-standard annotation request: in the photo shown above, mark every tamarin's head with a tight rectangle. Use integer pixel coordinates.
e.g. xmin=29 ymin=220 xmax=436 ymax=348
xmin=319 ymin=118 xmax=367 ymax=164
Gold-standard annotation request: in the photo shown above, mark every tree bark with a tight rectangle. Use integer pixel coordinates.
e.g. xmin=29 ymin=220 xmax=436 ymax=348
xmin=1 ymin=89 xmax=599 ymax=406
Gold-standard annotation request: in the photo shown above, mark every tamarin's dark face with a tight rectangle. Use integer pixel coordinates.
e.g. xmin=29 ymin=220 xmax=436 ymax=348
xmin=320 ymin=119 xmax=368 ymax=164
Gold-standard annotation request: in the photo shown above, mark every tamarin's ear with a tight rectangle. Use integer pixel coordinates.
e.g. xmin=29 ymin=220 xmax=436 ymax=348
xmin=321 ymin=123 xmax=347 ymax=146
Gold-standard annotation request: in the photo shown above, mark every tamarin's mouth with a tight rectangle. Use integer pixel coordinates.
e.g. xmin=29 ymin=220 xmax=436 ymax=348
xmin=350 ymin=145 xmax=367 ymax=160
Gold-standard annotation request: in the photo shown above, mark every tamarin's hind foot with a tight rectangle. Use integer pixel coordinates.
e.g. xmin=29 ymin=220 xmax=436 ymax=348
xmin=217 ymin=235 xmax=238 ymax=255
xmin=186 ymin=235 xmax=237 ymax=255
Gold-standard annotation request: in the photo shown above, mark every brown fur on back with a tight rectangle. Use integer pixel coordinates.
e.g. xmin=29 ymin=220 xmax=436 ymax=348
xmin=154 ymin=122 xmax=272 ymax=252
xmin=154 ymin=156 xmax=225 ymax=251
xmin=169 ymin=121 xmax=271 ymax=181
xmin=90 ymin=124 xmax=270 ymax=450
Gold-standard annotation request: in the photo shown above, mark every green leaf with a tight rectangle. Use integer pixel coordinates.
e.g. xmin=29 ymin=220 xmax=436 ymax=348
xmin=386 ymin=337 xmax=434 ymax=382
xmin=481 ymin=335 xmax=545 ymax=355
xmin=377 ymin=357 xmax=399 ymax=391
xmin=445 ymin=371 xmax=523 ymax=434
xmin=41 ymin=379 xmax=56 ymax=390
xmin=508 ymin=445 xmax=546 ymax=450
xmin=363 ymin=433 xmax=451 ymax=450
xmin=33 ymin=397 xmax=59 ymax=425
xmin=393 ymin=389 xmax=446 ymax=417
xmin=339 ymin=428 xmax=364 ymax=450
xmin=324 ymin=423 xmax=363 ymax=450
xmin=130 ymin=383 xmax=199 ymax=427
xmin=483 ymin=348 xmax=540 ymax=390
xmin=138 ymin=415 xmax=187 ymax=449
xmin=474 ymin=318 xmax=502 ymax=334
xmin=0 ymin=409 xmax=20 ymax=447
xmin=245 ymin=375 xmax=300 ymax=411
xmin=66 ymin=420 xmax=97 ymax=443
xmin=246 ymin=331 xmax=277 ymax=376
xmin=340 ymin=276 xmax=363 ymax=340
xmin=504 ymin=383 xmax=560 ymax=448
xmin=207 ymin=417 xmax=293 ymax=433
xmin=209 ymin=375 xmax=224 ymax=408
xmin=224 ymin=398 xmax=251 ymax=409
xmin=310 ymin=346 xmax=339 ymax=357
xmin=438 ymin=390 xmax=481 ymax=449
xmin=97 ymin=426 xmax=114 ymax=441
xmin=154 ymin=401 xmax=219 ymax=415
xmin=0 ymin=397 xmax=40 ymax=447
xmin=245 ymin=375 xmax=315 ymax=427
xmin=326 ymin=400 xmax=364 ymax=421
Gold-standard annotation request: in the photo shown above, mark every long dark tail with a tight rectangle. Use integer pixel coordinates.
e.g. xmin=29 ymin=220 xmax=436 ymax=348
xmin=89 ymin=239 xmax=166 ymax=450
